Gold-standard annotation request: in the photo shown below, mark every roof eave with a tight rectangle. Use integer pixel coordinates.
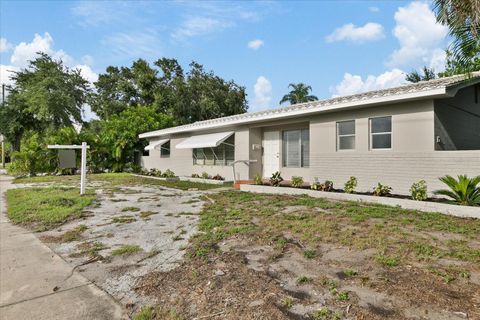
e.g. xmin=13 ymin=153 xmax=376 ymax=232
xmin=139 ymin=88 xmax=448 ymax=139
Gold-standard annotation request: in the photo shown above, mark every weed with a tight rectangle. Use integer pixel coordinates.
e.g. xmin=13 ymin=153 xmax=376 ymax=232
xmin=343 ymin=268 xmax=358 ymax=277
xmin=111 ymin=245 xmax=142 ymax=256
xmin=335 ymin=291 xmax=349 ymax=301
xmin=112 ymin=215 xmax=136 ymax=224
xmin=139 ymin=211 xmax=157 ymax=220
xmin=122 ymin=207 xmax=140 ymax=212
xmin=280 ymin=297 xmax=294 ymax=309
xmin=375 ymin=254 xmax=399 ymax=267
xmin=303 ymin=249 xmax=316 ymax=259
xmin=312 ymin=307 xmax=329 ymax=319
xmin=297 ymin=276 xmax=312 ymax=284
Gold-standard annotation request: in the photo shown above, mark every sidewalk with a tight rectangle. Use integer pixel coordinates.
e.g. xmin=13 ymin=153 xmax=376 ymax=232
xmin=0 ymin=174 xmax=127 ymax=320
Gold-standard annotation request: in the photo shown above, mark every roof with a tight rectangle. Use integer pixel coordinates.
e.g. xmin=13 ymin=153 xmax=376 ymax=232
xmin=140 ymin=72 xmax=480 ymax=139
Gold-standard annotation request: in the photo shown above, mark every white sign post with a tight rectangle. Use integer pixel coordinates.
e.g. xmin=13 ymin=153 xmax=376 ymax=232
xmin=47 ymin=142 xmax=90 ymax=195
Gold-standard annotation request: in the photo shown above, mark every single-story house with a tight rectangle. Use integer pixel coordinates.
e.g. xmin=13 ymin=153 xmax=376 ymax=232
xmin=139 ymin=73 xmax=480 ymax=195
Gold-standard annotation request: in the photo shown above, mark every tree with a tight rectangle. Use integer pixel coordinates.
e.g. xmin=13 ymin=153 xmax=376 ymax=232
xmin=434 ymin=0 xmax=480 ymax=73
xmin=406 ymin=66 xmax=437 ymax=83
xmin=280 ymin=83 xmax=318 ymax=105
xmin=89 ymin=58 xmax=248 ymax=124
xmin=1 ymin=53 xmax=89 ymax=150
xmin=83 ymin=106 xmax=174 ymax=172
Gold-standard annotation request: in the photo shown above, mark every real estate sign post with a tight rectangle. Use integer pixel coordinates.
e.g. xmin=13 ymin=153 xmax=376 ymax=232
xmin=47 ymin=142 xmax=89 ymax=195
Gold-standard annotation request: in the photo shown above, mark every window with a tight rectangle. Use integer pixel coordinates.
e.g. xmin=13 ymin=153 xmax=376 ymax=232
xmin=193 ymin=135 xmax=235 ymax=166
xmin=283 ymin=129 xmax=309 ymax=167
xmin=370 ymin=116 xmax=392 ymax=149
xmin=160 ymin=140 xmax=170 ymax=157
xmin=337 ymin=120 xmax=355 ymax=150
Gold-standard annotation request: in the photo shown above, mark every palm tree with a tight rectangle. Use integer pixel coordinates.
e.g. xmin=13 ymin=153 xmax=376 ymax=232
xmin=406 ymin=66 xmax=437 ymax=83
xmin=434 ymin=0 xmax=480 ymax=72
xmin=280 ymin=83 xmax=318 ymax=105
xmin=434 ymin=175 xmax=480 ymax=206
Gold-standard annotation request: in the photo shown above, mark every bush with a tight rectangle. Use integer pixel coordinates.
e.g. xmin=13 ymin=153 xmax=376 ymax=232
xmin=201 ymin=172 xmax=210 ymax=179
xmin=148 ymin=168 xmax=161 ymax=177
xmin=410 ymin=180 xmax=428 ymax=201
xmin=291 ymin=176 xmax=304 ymax=188
xmin=191 ymin=173 xmax=200 ymax=178
xmin=310 ymin=177 xmax=321 ymax=190
xmin=8 ymin=133 xmax=55 ymax=177
xmin=270 ymin=171 xmax=283 ymax=187
xmin=373 ymin=183 xmax=392 ymax=196
xmin=434 ymin=175 xmax=480 ymax=206
xmin=254 ymin=174 xmax=263 ymax=185
xmin=162 ymin=169 xmax=175 ymax=178
xmin=323 ymin=180 xmax=334 ymax=192
xmin=344 ymin=176 xmax=357 ymax=194
xmin=212 ymin=174 xmax=224 ymax=180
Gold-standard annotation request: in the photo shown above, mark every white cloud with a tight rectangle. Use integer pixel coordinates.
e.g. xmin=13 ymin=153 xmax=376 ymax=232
xmin=252 ymin=76 xmax=272 ymax=111
xmin=75 ymin=64 xmax=98 ymax=83
xmin=0 ymin=38 xmax=13 ymax=53
xmin=103 ymin=30 xmax=162 ymax=59
xmin=0 ymin=64 xmax=19 ymax=87
xmin=326 ymin=22 xmax=385 ymax=43
xmin=387 ymin=1 xmax=448 ymax=70
xmin=331 ymin=69 xmax=406 ymax=97
xmin=10 ymin=32 xmax=73 ymax=68
xmin=172 ymin=16 xmax=232 ymax=40
xmin=369 ymin=6 xmax=380 ymax=13
xmin=248 ymin=39 xmax=264 ymax=50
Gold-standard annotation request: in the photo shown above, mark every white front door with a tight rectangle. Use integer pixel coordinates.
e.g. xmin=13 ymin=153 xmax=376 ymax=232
xmin=263 ymin=131 xmax=280 ymax=178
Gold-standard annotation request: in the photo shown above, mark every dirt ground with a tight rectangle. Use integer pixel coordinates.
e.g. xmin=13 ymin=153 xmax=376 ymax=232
xmin=24 ymin=180 xmax=216 ymax=315
xmin=135 ymin=191 xmax=480 ymax=320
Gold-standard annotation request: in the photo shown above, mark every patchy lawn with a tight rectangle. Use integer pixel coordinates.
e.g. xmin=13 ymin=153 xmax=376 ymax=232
xmin=6 ymin=187 xmax=95 ymax=230
xmin=135 ymin=191 xmax=480 ymax=320
xmin=13 ymin=172 xmax=231 ymax=190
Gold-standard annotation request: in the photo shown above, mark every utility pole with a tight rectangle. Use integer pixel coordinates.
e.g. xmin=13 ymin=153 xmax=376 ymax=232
xmin=1 ymin=84 xmax=5 ymax=169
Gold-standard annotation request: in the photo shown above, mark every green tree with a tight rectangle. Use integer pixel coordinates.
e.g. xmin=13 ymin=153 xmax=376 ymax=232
xmin=434 ymin=0 xmax=480 ymax=73
xmin=280 ymin=83 xmax=318 ymax=105
xmin=84 ymin=106 xmax=173 ymax=172
xmin=89 ymin=58 xmax=248 ymax=124
xmin=406 ymin=66 xmax=437 ymax=83
xmin=0 ymin=53 xmax=89 ymax=150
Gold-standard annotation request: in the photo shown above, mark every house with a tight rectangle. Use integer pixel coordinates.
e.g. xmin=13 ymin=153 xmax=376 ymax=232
xmin=139 ymin=73 xmax=480 ymax=195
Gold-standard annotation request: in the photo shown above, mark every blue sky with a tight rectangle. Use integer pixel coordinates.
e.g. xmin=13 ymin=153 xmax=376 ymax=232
xmin=1 ymin=1 xmax=449 ymax=118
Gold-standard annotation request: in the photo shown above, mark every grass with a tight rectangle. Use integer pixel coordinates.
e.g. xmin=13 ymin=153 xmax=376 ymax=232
xmin=13 ymin=173 xmax=230 ymax=190
xmin=121 ymin=206 xmax=140 ymax=212
xmin=297 ymin=276 xmax=312 ymax=284
xmin=133 ymin=306 xmax=184 ymax=320
xmin=111 ymin=244 xmax=143 ymax=256
xmin=6 ymin=187 xmax=95 ymax=230
xmin=375 ymin=254 xmax=400 ymax=267
xmin=140 ymin=211 xmax=158 ymax=220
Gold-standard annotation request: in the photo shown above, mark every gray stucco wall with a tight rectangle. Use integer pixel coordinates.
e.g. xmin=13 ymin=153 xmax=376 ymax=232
xmin=434 ymin=86 xmax=480 ymax=150
xmin=140 ymin=86 xmax=480 ymax=195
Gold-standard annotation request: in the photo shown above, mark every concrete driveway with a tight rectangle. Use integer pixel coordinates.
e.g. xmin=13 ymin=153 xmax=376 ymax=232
xmin=0 ymin=175 xmax=127 ymax=320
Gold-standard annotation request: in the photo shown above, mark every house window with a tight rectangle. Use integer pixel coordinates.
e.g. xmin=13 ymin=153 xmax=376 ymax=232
xmin=370 ymin=116 xmax=392 ymax=149
xmin=160 ymin=140 xmax=170 ymax=158
xmin=337 ymin=120 xmax=355 ymax=150
xmin=193 ymin=135 xmax=235 ymax=166
xmin=283 ymin=129 xmax=309 ymax=167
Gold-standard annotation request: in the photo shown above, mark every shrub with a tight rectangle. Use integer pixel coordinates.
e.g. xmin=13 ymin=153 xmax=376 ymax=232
xmin=310 ymin=178 xmax=333 ymax=191
xmin=291 ymin=176 xmax=304 ymax=188
xmin=270 ymin=171 xmax=283 ymax=187
xmin=434 ymin=175 xmax=480 ymax=206
xmin=212 ymin=174 xmax=224 ymax=180
xmin=162 ymin=169 xmax=175 ymax=178
xmin=410 ymin=180 xmax=428 ymax=201
xmin=310 ymin=177 xmax=321 ymax=190
xmin=148 ymin=168 xmax=161 ymax=177
xmin=254 ymin=174 xmax=263 ymax=185
xmin=344 ymin=176 xmax=357 ymax=194
xmin=201 ymin=172 xmax=210 ymax=179
xmin=373 ymin=183 xmax=392 ymax=196
xmin=191 ymin=173 xmax=200 ymax=178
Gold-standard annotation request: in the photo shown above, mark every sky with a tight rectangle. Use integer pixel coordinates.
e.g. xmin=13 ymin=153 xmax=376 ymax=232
xmin=0 ymin=0 xmax=450 ymax=119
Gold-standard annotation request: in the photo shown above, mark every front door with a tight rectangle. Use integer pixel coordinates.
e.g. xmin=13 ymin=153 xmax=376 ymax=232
xmin=263 ymin=131 xmax=280 ymax=178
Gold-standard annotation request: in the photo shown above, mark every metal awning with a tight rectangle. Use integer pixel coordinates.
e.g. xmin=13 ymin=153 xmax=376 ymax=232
xmin=144 ymin=139 xmax=169 ymax=151
xmin=176 ymin=131 xmax=234 ymax=149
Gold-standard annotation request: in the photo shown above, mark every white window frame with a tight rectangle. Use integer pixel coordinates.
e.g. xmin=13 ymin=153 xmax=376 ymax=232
xmin=282 ymin=128 xmax=309 ymax=168
xmin=369 ymin=116 xmax=392 ymax=150
xmin=336 ymin=120 xmax=356 ymax=151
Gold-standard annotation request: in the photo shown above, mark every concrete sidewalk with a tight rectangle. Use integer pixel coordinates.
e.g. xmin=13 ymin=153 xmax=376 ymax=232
xmin=0 ymin=174 xmax=127 ymax=320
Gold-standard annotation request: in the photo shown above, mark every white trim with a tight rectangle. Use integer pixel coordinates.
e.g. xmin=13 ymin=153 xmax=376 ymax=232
xmin=139 ymin=88 xmax=448 ymax=139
